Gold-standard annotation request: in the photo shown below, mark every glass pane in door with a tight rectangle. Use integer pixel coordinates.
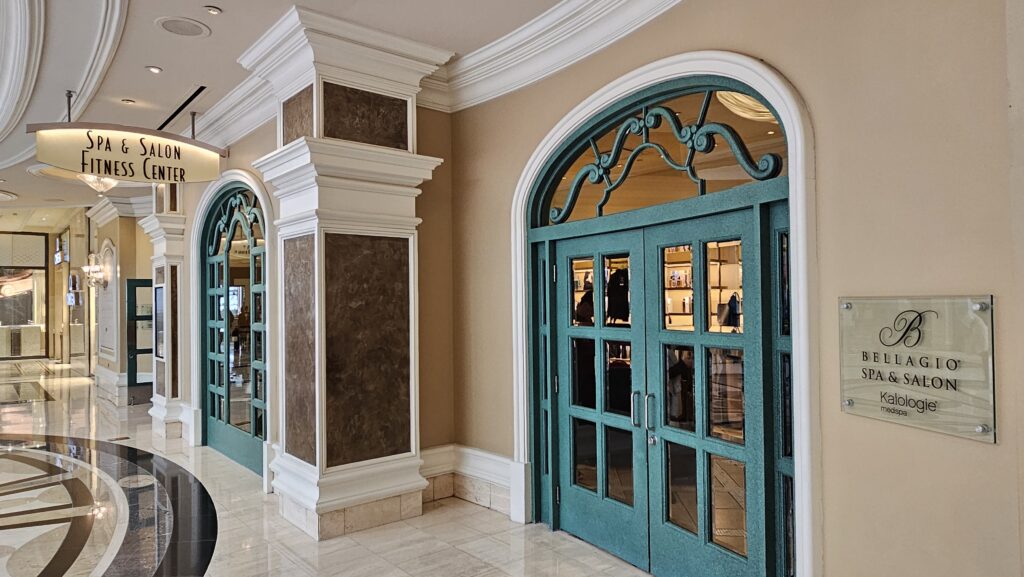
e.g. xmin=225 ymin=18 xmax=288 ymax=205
xmin=604 ymin=341 xmax=631 ymax=416
xmin=710 ymin=455 xmax=747 ymax=556
xmin=573 ymin=418 xmax=598 ymax=492
xmin=708 ymin=348 xmax=745 ymax=444
xmin=707 ymin=240 xmax=743 ymax=334
xmin=604 ymin=255 xmax=630 ymax=327
xmin=666 ymin=441 xmax=698 ymax=534
xmin=606 ymin=426 xmax=634 ymax=506
xmin=665 ymin=345 xmax=696 ymax=431
xmin=572 ymin=339 xmax=597 ymax=409
xmin=227 ymin=222 xmax=253 ymax=433
xmin=571 ymin=257 xmax=595 ymax=326
xmin=663 ymin=245 xmax=693 ymax=331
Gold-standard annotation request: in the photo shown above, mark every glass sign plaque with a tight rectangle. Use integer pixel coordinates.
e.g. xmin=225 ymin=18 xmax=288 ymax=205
xmin=839 ymin=296 xmax=995 ymax=443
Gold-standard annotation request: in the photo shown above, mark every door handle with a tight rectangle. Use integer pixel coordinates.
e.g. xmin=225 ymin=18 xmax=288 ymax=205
xmin=630 ymin=391 xmax=640 ymax=427
xmin=644 ymin=393 xmax=656 ymax=432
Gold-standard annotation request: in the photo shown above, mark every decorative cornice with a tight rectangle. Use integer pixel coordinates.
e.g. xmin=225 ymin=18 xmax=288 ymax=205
xmin=138 ymin=213 xmax=186 ymax=242
xmin=86 ymin=195 xmax=153 ymax=227
xmin=239 ymin=6 xmax=453 ymax=100
xmin=0 ymin=0 xmax=127 ymax=169
xmin=253 ymin=137 xmax=443 ymax=193
xmin=192 ymin=0 xmax=682 ymax=143
xmin=0 ymin=0 xmax=44 ymax=143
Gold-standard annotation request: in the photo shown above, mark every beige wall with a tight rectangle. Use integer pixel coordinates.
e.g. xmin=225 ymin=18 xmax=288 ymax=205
xmin=417 ymin=108 xmax=456 ymax=448
xmin=449 ymin=0 xmax=1019 ymax=575
xmin=94 ymin=215 xmax=151 ymax=373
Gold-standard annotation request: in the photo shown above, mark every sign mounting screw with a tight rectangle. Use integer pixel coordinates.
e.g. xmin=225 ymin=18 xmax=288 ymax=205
xmin=841 ymin=302 xmax=852 ymax=310
xmin=842 ymin=399 xmax=854 ymax=408
xmin=975 ymin=424 xmax=992 ymax=434
xmin=972 ymin=302 xmax=989 ymax=312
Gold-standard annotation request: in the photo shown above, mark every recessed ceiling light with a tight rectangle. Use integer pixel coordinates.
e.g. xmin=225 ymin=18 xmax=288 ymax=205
xmin=121 ymin=98 xmax=136 ymax=104
xmin=204 ymin=5 xmax=223 ymax=15
xmin=146 ymin=66 xmax=163 ymax=74
xmin=0 ymin=179 xmax=5 ymax=183
xmin=767 ymin=130 xmax=776 ymax=135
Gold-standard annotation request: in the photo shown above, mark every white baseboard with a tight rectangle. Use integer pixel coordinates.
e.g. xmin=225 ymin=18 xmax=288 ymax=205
xmin=420 ymin=444 xmax=512 ymax=488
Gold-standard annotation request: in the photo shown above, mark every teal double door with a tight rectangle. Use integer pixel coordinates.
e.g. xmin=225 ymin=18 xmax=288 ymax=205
xmin=555 ymin=208 xmax=771 ymax=577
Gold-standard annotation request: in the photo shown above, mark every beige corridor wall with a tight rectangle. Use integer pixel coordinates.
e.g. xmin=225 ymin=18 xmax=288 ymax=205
xmin=449 ymin=0 xmax=1019 ymax=576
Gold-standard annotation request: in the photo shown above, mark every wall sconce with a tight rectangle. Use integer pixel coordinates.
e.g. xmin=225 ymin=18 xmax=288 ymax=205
xmin=82 ymin=253 xmax=107 ymax=288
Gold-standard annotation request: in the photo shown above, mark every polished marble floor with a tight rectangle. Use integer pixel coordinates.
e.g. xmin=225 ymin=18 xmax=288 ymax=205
xmin=0 ymin=359 xmax=651 ymax=577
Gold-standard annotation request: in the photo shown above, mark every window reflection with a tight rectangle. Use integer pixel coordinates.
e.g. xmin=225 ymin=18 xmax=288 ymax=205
xmin=708 ymin=348 xmax=744 ymax=444
xmin=571 ymin=257 xmax=594 ymax=326
xmin=605 ymin=341 xmax=631 ymax=416
xmin=665 ymin=345 xmax=696 ymax=432
xmin=606 ymin=426 xmax=633 ymax=506
xmin=226 ymin=221 xmax=253 ymax=434
xmin=667 ymin=441 xmax=698 ymax=534
xmin=604 ymin=255 xmax=630 ymax=327
xmin=572 ymin=338 xmax=596 ymax=410
xmin=573 ymin=418 xmax=597 ymax=492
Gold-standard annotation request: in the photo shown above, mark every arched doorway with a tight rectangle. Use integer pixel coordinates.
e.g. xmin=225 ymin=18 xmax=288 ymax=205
xmin=526 ymin=73 xmax=794 ymax=577
xmin=199 ymin=184 xmax=268 ymax=474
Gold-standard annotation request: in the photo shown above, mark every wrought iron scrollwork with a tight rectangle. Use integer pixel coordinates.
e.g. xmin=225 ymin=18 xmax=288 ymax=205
xmin=549 ymin=91 xmax=784 ymax=224
xmin=206 ymin=191 xmax=264 ymax=257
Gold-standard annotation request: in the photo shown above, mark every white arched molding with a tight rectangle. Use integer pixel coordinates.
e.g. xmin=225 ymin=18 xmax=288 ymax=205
xmin=508 ymin=51 xmax=820 ymax=575
xmin=187 ymin=169 xmax=277 ymax=492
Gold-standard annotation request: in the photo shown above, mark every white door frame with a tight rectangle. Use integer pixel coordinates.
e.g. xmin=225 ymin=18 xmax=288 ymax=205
xmin=188 ymin=168 xmax=278 ymax=491
xmin=508 ymin=50 xmax=821 ymax=576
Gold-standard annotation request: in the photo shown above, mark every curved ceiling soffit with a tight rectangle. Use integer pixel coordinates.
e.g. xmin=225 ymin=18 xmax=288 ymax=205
xmin=0 ymin=0 xmax=128 ymax=171
xmin=0 ymin=0 xmax=45 ymax=144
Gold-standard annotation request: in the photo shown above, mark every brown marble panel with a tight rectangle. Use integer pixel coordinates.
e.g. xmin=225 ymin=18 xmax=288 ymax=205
xmin=284 ymin=235 xmax=317 ymax=465
xmin=283 ymin=84 xmax=314 ymax=145
xmin=323 ymin=82 xmax=408 ymax=150
xmin=154 ymin=359 xmax=165 ymax=397
xmin=324 ymin=233 xmax=410 ymax=467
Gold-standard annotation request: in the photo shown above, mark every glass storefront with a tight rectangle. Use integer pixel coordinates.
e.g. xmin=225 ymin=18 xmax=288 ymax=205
xmin=0 ymin=234 xmax=48 ymax=359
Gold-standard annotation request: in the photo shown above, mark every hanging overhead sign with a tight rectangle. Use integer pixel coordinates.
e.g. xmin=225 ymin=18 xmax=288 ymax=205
xmin=839 ymin=295 xmax=996 ymax=443
xmin=26 ymin=123 xmax=227 ymax=184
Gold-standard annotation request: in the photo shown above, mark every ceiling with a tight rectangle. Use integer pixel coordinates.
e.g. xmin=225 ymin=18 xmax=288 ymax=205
xmin=0 ymin=0 xmax=561 ymax=211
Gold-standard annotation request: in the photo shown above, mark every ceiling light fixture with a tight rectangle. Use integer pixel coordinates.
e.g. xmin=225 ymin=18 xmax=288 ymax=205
xmin=146 ymin=66 xmax=163 ymax=74
xmin=767 ymin=130 xmax=776 ymax=135
xmin=76 ymin=174 xmax=118 ymax=194
xmin=121 ymin=98 xmax=136 ymax=104
xmin=716 ymin=91 xmax=778 ymax=124
xmin=204 ymin=5 xmax=223 ymax=15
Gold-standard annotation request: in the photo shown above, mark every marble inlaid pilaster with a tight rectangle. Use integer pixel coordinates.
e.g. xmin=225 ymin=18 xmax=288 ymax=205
xmin=283 ymin=235 xmax=316 ymax=465
xmin=324 ymin=233 xmax=410 ymax=467
xmin=323 ymin=82 xmax=408 ymax=150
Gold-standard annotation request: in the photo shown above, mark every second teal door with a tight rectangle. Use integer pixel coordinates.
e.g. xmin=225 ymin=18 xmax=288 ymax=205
xmin=555 ymin=208 xmax=771 ymax=577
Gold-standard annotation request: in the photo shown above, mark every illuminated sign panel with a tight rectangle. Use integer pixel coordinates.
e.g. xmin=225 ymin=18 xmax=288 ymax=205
xmin=28 ymin=123 xmax=226 ymax=184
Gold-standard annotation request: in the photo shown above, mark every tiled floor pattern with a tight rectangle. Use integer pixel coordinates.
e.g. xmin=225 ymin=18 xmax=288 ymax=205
xmin=0 ymin=359 xmax=653 ymax=577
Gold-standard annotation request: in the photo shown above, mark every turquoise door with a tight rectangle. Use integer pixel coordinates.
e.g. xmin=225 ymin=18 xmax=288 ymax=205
xmin=201 ymin=188 xmax=268 ymax=475
xmin=555 ymin=230 xmax=650 ymax=569
xmin=554 ymin=208 xmax=770 ymax=577
xmin=644 ymin=209 xmax=767 ymax=577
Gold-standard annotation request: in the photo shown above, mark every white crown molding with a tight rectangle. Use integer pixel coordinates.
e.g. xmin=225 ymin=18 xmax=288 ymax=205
xmin=86 ymin=195 xmax=154 ymax=227
xmin=419 ymin=0 xmax=683 ymax=113
xmin=0 ymin=0 xmax=44 ymax=144
xmin=191 ymin=74 xmax=277 ymax=149
xmin=0 ymin=0 xmax=127 ymax=170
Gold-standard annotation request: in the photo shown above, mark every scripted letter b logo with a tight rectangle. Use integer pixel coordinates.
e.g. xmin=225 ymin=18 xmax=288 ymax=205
xmin=878 ymin=310 xmax=937 ymax=348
